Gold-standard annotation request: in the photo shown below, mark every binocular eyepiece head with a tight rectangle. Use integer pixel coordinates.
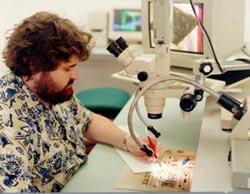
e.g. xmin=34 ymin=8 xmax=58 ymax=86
xmin=106 ymin=37 xmax=129 ymax=57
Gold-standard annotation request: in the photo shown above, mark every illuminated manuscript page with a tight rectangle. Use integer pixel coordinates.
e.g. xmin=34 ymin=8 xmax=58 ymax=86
xmin=116 ymin=149 xmax=195 ymax=192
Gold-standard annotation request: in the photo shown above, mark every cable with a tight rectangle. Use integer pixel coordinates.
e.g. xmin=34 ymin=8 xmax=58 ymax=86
xmin=189 ymin=0 xmax=224 ymax=73
xmin=234 ymin=58 xmax=250 ymax=64
xmin=241 ymin=47 xmax=250 ymax=58
xmin=134 ymin=89 xmax=150 ymax=136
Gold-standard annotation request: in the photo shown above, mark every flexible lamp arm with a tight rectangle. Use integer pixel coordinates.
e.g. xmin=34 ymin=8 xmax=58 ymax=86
xmin=128 ymin=75 xmax=245 ymax=156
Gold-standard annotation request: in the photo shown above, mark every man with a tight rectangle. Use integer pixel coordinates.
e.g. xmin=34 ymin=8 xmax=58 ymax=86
xmin=0 ymin=12 xmax=159 ymax=192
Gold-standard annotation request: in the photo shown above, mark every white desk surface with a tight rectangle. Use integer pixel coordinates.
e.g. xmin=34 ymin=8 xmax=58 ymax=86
xmin=62 ymin=96 xmax=206 ymax=192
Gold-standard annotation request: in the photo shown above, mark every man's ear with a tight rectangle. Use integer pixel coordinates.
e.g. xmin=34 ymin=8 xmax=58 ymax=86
xmin=25 ymin=57 xmax=38 ymax=74
xmin=23 ymin=57 xmax=42 ymax=81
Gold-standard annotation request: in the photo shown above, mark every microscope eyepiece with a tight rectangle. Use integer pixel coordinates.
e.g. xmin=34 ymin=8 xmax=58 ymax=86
xmin=116 ymin=37 xmax=129 ymax=50
xmin=107 ymin=37 xmax=130 ymax=57
xmin=106 ymin=41 xmax=123 ymax=57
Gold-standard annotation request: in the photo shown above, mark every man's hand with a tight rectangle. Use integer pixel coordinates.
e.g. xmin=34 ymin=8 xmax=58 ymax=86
xmin=125 ymin=135 xmax=160 ymax=162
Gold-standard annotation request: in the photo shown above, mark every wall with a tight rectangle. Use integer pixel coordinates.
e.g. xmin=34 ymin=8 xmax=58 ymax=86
xmin=0 ymin=0 xmax=140 ymax=64
xmin=0 ymin=0 xmax=249 ymax=94
xmin=75 ymin=56 xmax=137 ymax=94
xmin=245 ymin=0 xmax=250 ymax=42
xmin=0 ymin=0 xmax=140 ymax=94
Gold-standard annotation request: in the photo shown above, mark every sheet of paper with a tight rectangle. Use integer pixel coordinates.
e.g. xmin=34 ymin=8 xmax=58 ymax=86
xmin=116 ymin=125 xmax=161 ymax=173
xmin=116 ymin=149 xmax=196 ymax=192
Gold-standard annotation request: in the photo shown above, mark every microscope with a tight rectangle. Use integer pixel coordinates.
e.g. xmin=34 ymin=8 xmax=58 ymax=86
xmin=107 ymin=0 xmax=250 ymax=190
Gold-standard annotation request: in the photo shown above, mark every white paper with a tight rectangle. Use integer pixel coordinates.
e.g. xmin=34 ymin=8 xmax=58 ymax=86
xmin=115 ymin=125 xmax=161 ymax=173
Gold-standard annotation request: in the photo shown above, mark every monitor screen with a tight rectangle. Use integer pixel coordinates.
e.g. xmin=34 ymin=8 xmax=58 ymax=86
xmin=149 ymin=3 xmax=204 ymax=54
xmin=113 ymin=9 xmax=141 ymax=32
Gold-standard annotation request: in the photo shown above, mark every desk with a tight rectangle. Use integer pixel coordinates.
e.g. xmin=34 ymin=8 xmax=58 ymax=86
xmin=191 ymin=97 xmax=233 ymax=191
xmin=62 ymin=97 xmax=205 ymax=192
xmin=191 ymin=78 xmax=250 ymax=192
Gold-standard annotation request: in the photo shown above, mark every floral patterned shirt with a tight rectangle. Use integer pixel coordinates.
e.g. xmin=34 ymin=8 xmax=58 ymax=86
xmin=0 ymin=71 xmax=93 ymax=192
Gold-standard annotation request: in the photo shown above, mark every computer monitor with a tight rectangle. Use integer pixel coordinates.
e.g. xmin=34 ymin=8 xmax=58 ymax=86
xmin=108 ymin=8 xmax=142 ymax=43
xmin=142 ymin=0 xmax=246 ymax=69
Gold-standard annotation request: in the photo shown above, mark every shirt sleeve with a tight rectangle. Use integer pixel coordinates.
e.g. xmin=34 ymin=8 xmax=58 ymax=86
xmin=0 ymin=125 xmax=34 ymax=192
xmin=72 ymin=96 xmax=93 ymax=133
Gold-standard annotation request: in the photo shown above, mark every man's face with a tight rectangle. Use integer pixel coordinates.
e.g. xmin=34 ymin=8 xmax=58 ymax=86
xmin=34 ymin=55 xmax=80 ymax=105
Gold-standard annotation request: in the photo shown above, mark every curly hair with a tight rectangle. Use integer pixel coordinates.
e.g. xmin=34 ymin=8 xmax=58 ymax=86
xmin=3 ymin=11 xmax=92 ymax=76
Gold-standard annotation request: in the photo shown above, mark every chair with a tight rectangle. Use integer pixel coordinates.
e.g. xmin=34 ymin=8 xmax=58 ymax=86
xmin=76 ymin=87 xmax=130 ymax=119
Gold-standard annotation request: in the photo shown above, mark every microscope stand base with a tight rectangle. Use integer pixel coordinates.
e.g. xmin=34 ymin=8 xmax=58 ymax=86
xmin=231 ymin=139 xmax=250 ymax=189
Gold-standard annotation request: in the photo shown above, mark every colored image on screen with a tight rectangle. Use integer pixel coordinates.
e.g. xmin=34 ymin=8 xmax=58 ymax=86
xmin=113 ymin=9 xmax=141 ymax=32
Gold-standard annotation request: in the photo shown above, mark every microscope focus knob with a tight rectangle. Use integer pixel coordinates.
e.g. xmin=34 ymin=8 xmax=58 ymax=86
xmin=199 ymin=62 xmax=213 ymax=75
xmin=137 ymin=71 xmax=148 ymax=81
xmin=194 ymin=89 xmax=204 ymax=102
xmin=179 ymin=93 xmax=197 ymax=112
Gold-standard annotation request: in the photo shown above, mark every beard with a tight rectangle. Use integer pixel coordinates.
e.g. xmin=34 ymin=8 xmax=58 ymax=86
xmin=35 ymin=74 xmax=74 ymax=105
